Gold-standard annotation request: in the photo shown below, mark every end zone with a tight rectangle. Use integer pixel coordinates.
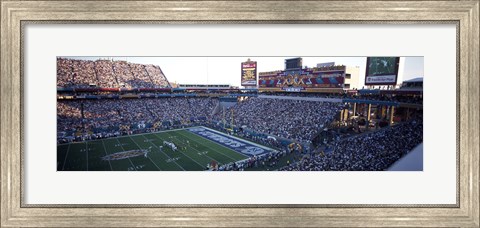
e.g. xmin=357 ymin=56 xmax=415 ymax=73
xmin=187 ymin=126 xmax=275 ymax=156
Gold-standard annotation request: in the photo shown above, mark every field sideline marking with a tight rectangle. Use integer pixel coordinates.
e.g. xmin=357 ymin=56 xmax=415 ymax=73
xmin=61 ymin=143 xmax=71 ymax=171
xmin=113 ymin=137 xmax=137 ymax=171
xmin=128 ymin=135 xmax=162 ymax=171
xmin=179 ymin=130 xmax=243 ymax=162
xmin=142 ymin=134 xmax=186 ymax=171
xmin=100 ymin=140 xmax=113 ymax=171
xmin=162 ymin=131 xmax=217 ymax=167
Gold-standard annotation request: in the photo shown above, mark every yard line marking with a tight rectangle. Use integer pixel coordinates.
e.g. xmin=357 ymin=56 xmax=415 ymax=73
xmin=100 ymin=139 xmax=113 ymax=171
xmin=86 ymin=141 xmax=89 ymax=171
xmin=198 ymin=152 xmax=219 ymax=166
xmin=61 ymin=143 xmax=71 ymax=171
xmin=146 ymin=155 xmax=162 ymax=171
xmin=156 ymin=133 xmax=209 ymax=168
xmin=159 ymin=133 xmax=211 ymax=165
xmin=177 ymin=130 xmax=239 ymax=162
xmin=148 ymin=134 xmax=188 ymax=171
xmin=174 ymin=131 xmax=237 ymax=163
xmin=127 ymin=158 xmax=136 ymax=171
xmin=178 ymin=130 xmax=241 ymax=161
xmin=164 ymin=132 xmax=220 ymax=165
xmin=128 ymin=135 xmax=162 ymax=171
xmin=113 ymin=137 xmax=137 ymax=171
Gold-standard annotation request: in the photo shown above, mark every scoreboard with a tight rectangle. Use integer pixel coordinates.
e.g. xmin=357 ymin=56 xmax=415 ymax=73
xmin=241 ymin=60 xmax=257 ymax=86
xmin=365 ymin=57 xmax=400 ymax=85
xmin=285 ymin=57 xmax=302 ymax=70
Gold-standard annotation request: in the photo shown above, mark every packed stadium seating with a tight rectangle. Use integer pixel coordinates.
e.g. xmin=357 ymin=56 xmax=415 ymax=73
xmin=213 ymin=97 xmax=343 ymax=143
xmin=72 ymin=59 xmax=96 ymax=87
xmin=57 ymin=97 xmax=343 ymax=145
xmin=95 ymin=60 xmax=118 ymax=88
xmin=279 ymin=119 xmax=423 ymax=171
xmin=113 ymin=61 xmax=135 ymax=88
xmin=260 ymin=91 xmax=423 ymax=104
xmin=218 ymin=150 xmax=289 ymax=171
xmin=145 ymin=65 xmax=170 ymax=88
xmin=57 ymin=98 xmax=218 ymax=139
xmin=57 ymin=58 xmax=170 ymax=88
xmin=57 ymin=58 xmax=74 ymax=87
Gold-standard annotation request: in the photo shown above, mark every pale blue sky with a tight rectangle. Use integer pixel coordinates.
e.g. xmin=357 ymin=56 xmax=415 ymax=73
xmin=61 ymin=56 xmax=423 ymax=87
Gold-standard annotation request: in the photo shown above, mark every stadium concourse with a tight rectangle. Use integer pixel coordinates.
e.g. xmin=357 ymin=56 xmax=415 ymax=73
xmin=57 ymin=58 xmax=423 ymax=171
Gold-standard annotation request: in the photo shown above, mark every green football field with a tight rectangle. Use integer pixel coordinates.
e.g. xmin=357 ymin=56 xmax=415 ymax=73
xmin=57 ymin=128 xmax=250 ymax=171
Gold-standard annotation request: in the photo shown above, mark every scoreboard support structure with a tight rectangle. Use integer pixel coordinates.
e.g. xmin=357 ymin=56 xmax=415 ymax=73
xmin=390 ymin=106 xmax=395 ymax=125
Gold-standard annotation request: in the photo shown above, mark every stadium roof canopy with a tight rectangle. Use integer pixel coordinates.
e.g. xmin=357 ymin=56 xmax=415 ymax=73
xmin=403 ymin=77 xmax=423 ymax=83
xmin=387 ymin=143 xmax=423 ymax=171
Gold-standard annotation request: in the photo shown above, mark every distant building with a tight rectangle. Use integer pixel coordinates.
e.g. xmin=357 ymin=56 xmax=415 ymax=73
xmin=400 ymin=77 xmax=423 ymax=92
xmin=343 ymin=66 xmax=361 ymax=90
xmin=317 ymin=62 xmax=335 ymax=68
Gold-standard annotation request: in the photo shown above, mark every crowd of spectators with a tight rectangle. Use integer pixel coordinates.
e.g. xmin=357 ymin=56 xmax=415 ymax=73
xmin=205 ymin=122 xmax=284 ymax=150
xmin=113 ymin=61 xmax=135 ymax=88
xmin=57 ymin=58 xmax=73 ymax=87
xmin=57 ymin=58 xmax=170 ymax=89
xmin=145 ymin=65 xmax=170 ymax=88
xmin=72 ymin=60 xmax=96 ymax=87
xmin=217 ymin=150 xmax=288 ymax=171
xmin=57 ymin=101 xmax=83 ymax=133
xmin=349 ymin=94 xmax=423 ymax=105
xmin=129 ymin=63 xmax=154 ymax=88
xmin=57 ymin=58 xmax=99 ymax=88
xmin=145 ymin=98 xmax=217 ymax=122
xmin=95 ymin=60 xmax=118 ymax=88
xmin=58 ymin=96 xmax=343 ymax=145
xmin=213 ymin=97 xmax=343 ymax=144
xmin=259 ymin=92 xmax=422 ymax=105
xmin=279 ymin=119 xmax=423 ymax=171
xmin=57 ymin=100 xmax=124 ymax=134
xmin=57 ymin=97 xmax=219 ymax=142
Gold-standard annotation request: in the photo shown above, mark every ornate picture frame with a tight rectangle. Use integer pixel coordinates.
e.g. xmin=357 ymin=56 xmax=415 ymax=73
xmin=1 ymin=0 xmax=478 ymax=227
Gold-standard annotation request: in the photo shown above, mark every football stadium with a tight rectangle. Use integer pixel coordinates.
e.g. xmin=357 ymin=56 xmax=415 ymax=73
xmin=57 ymin=57 xmax=423 ymax=171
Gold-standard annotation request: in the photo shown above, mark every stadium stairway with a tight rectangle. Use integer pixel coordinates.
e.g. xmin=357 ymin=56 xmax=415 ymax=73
xmin=211 ymin=102 xmax=221 ymax=116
